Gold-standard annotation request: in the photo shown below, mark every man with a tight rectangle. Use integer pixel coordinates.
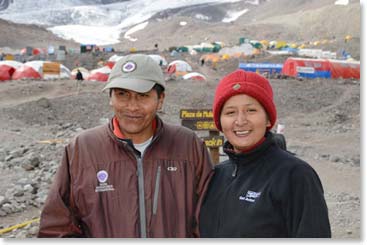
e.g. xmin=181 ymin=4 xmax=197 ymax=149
xmin=75 ymin=69 xmax=84 ymax=94
xmin=38 ymin=54 xmax=213 ymax=238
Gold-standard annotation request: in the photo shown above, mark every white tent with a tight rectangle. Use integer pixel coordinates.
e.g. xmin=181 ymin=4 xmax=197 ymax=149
xmin=167 ymin=60 xmax=192 ymax=74
xmin=182 ymin=72 xmax=206 ymax=81
xmin=149 ymin=54 xmax=168 ymax=66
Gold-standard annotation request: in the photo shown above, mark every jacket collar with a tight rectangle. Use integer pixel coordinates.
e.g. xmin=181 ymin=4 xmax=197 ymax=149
xmin=107 ymin=115 xmax=164 ymax=147
xmin=223 ymin=131 xmax=274 ymax=166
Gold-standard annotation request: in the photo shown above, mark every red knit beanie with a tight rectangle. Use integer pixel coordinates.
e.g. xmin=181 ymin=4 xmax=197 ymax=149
xmin=213 ymin=69 xmax=277 ymax=131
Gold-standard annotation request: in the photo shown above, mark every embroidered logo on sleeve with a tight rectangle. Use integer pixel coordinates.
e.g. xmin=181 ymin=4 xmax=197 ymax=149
xmin=239 ymin=190 xmax=261 ymax=203
xmin=95 ymin=170 xmax=115 ymax=192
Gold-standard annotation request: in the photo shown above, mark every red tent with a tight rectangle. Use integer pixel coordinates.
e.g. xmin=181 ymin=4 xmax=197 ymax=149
xmin=0 ymin=61 xmax=24 ymax=81
xmin=282 ymin=57 xmax=360 ymax=79
xmin=87 ymin=66 xmax=111 ymax=82
xmin=329 ymin=59 xmax=360 ymax=79
xmin=282 ymin=57 xmax=332 ymax=78
xmin=0 ymin=65 xmax=14 ymax=81
xmin=12 ymin=66 xmax=42 ymax=80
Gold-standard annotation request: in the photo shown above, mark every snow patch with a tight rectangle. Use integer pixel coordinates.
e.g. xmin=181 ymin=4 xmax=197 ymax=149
xmin=222 ymin=8 xmax=249 ymax=23
xmin=124 ymin=21 xmax=149 ymax=42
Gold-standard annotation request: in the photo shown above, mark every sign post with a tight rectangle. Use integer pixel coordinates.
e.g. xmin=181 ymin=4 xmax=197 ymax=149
xmin=180 ymin=109 xmax=223 ymax=164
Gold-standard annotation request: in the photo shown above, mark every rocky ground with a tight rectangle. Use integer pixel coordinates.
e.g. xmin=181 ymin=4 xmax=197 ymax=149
xmin=0 ymin=51 xmax=361 ymax=239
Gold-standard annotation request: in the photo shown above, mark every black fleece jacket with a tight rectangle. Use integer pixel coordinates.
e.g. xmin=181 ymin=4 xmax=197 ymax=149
xmin=199 ymin=132 xmax=331 ymax=238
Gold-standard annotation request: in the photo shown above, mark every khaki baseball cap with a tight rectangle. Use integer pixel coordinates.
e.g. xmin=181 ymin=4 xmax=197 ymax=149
xmin=103 ymin=54 xmax=166 ymax=93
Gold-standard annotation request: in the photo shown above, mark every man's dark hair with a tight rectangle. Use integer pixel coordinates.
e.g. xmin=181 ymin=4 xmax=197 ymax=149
xmin=109 ymin=84 xmax=165 ymax=97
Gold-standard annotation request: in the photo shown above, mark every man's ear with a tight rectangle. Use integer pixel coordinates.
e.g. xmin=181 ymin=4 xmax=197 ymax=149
xmin=157 ymin=92 xmax=165 ymax=110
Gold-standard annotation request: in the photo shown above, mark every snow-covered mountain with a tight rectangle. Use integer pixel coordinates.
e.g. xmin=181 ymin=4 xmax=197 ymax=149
xmin=0 ymin=0 xmax=263 ymax=45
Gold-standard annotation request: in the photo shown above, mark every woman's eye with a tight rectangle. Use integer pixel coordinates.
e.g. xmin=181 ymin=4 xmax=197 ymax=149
xmin=225 ymin=111 xmax=235 ymax=115
xmin=248 ymin=108 xmax=257 ymax=113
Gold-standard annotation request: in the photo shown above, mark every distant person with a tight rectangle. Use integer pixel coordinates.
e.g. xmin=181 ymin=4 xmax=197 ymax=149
xmin=200 ymin=58 xmax=205 ymax=66
xmin=38 ymin=54 xmax=214 ymax=238
xmin=76 ymin=69 xmax=84 ymax=81
xmin=75 ymin=69 xmax=84 ymax=94
xmin=199 ymin=70 xmax=331 ymax=238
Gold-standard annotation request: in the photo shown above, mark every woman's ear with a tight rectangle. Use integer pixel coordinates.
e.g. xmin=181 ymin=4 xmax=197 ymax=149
xmin=266 ymin=119 xmax=271 ymax=127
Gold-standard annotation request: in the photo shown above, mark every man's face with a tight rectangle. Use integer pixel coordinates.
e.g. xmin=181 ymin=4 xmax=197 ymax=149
xmin=110 ymin=87 xmax=164 ymax=143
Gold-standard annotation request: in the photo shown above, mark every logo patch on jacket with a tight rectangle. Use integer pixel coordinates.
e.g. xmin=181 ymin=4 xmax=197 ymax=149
xmin=95 ymin=170 xmax=115 ymax=192
xmin=239 ymin=190 xmax=261 ymax=203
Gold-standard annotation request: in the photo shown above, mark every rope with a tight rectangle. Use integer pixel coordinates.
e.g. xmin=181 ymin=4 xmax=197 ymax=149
xmin=0 ymin=217 xmax=40 ymax=235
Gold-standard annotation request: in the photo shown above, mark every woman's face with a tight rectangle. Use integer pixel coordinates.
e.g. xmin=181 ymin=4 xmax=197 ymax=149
xmin=220 ymin=94 xmax=270 ymax=153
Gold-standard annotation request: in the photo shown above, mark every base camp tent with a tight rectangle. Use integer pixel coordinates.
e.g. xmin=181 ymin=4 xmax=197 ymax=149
xmin=0 ymin=60 xmax=23 ymax=81
xmin=328 ymin=59 xmax=360 ymax=79
xmin=167 ymin=60 xmax=192 ymax=76
xmin=149 ymin=54 xmax=168 ymax=66
xmin=71 ymin=67 xmax=90 ymax=80
xmin=239 ymin=63 xmax=283 ymax=77
xmin=87 ymin=66 xmax=111 ymax=82
xmin=282 ymin=57 xmax=360 ymax=79
xmin=12 ymin=61 xmax=71 ymax=80
xmin=182 ymin=72 xmax=206 ymax=81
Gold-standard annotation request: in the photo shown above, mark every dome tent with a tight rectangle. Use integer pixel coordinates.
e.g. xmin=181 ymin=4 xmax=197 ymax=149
xmin=0 ymin=60 xmax=23 ymax=81
xmin=12 ymin=61 xmax=71 ymax=80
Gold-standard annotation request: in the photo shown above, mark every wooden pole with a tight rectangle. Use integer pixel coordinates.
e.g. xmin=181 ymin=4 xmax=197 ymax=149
xmin=209 ymin=130 xmax=220 ymax=164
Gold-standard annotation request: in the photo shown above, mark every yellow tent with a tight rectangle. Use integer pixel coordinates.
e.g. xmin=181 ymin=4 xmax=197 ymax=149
xmin=345 ymin=35 xmax=353 ymax=42
xmin=275 ymin=41 xmax=287 ymax=49
xmin=221 ymin=54 xmax=230 ymax=61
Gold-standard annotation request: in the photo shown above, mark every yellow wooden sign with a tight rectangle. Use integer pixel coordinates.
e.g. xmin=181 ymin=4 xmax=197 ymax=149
xmin=201 ymin=136 xmax=224 ymax=148
xmin=43 ymin=62 xmax=61 ymax=75
xmin=180 ymin=109 xmax=213 ymax=119
xmin=181 ymin=119 xmax=217 ymax=131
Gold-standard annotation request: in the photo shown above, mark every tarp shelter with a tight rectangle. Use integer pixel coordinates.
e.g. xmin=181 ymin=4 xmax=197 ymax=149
xmin=87 ymin=66 xmax=111 ymax=82
xmin=0 ymin=60 xmax=23 ymax=81
xmin=12 ymin=61 xmax=71 ymax=80
xmin=167 ymin=60 xmax=192 ymax=76
xmin=239 ymin=63 xmax=283 ymax=76
xmin=182 ymin=72 xmax=206 ymax=81
xmin=71 ymin=67 xmax=90 ymax=80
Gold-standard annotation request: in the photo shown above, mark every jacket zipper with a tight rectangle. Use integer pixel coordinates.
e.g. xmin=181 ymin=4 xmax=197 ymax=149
xmin=136 ymin=156 xmax=147 ymax=238
xmin=153 ymin=166 xmax=161 ymax=215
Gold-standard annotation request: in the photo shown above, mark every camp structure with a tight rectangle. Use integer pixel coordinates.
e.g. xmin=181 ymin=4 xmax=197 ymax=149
xmin=282 ymin=57 xmax=360 ymax=79
xmin=328 ymin=59 xmax=360 ymax=79
xmin=71 ymin=67 xmax=90 ymax=80
xmin=87 ymin=66 xmax=111 ymax=82
xmin=239 ymin=63 xmax=283 ymax=77
xmin=106 ymin=54 xmax=124 ymax=69
xmin=0 ymin=60 xmax=23 ymax=81
xmin=182 ymin=72 xmax=206 ymax=81
xmin=12 ymin=61 xmax=71 ymax=80
xmin=148 ymin=54 xmax=168 ymax=67
xmin=167 ymin=60 xmax=192 ymax=76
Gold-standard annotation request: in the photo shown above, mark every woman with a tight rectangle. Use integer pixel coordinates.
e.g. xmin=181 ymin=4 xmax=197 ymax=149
xmin=199 ymin=70 xmax=331 ymax=238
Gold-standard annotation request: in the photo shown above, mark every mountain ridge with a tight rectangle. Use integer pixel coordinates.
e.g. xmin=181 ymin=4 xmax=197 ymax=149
xmin=0 ymin=0 xmax=360 ymax=60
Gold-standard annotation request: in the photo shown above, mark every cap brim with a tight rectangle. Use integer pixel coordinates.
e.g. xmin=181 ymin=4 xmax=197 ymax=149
xmin=102 ymin=78 xmax=155 ymax=93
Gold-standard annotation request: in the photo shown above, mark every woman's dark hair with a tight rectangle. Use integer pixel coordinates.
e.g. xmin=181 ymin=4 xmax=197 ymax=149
xmin=109 ymin=83 xmax=165 ymax=97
